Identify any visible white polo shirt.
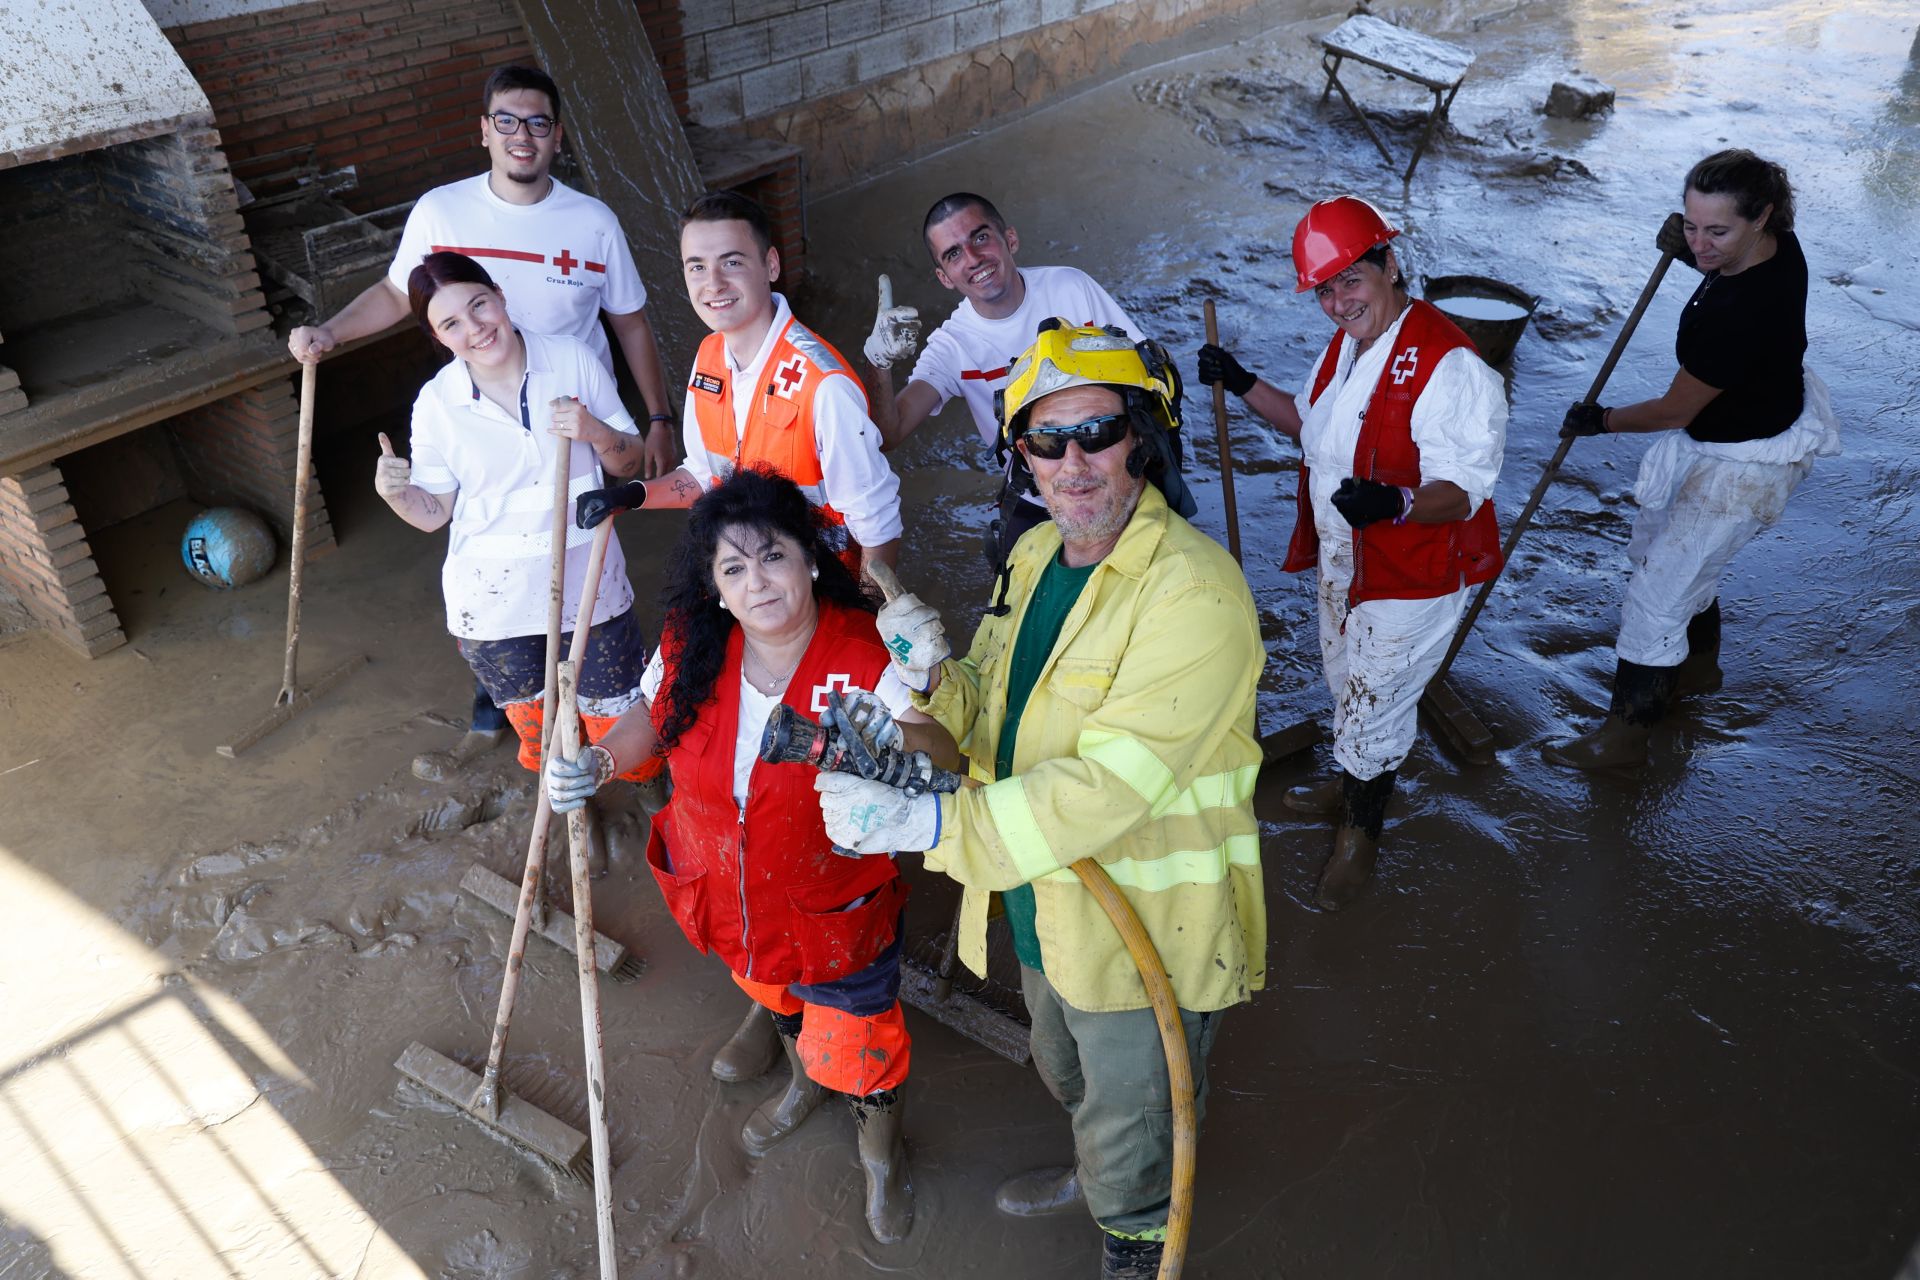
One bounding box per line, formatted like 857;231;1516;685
680;293;903;548
410;331;640;641
910;265;1141;446
389;175;648;370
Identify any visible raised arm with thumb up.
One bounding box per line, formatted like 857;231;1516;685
863;274;921;369
373;432;412;500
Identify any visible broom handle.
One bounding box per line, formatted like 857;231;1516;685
277;362;318;705
1432;243;1679;686
470;519;615;1119
560;659;618;1273
1203;299;1242;564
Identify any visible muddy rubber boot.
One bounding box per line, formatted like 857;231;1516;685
1542;660;1677;771
1315;769;1395;911
1281;775;1343;817
411;728;505;782
848;1089;913;1244
634;768;672;819
994;1165;1082;1217
741;1020;826;1156
1674;600;1723;697
1100;1233;1165;1280
710;1004;780;1084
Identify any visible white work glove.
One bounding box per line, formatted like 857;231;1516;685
814;772;940;855
836;688;904;753
546;744;615;814
876;592;949;693
862;274;921;369
374;432;412;500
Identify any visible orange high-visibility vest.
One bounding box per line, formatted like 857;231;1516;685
688;314;866;527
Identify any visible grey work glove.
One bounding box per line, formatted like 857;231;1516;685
374;432;411;499
863;274;921;368
814;772;940;854
545;744;614;814
836;688;904;754
876;592;949;692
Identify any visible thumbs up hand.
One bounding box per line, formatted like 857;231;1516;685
863;274;921;369
374;432;413;500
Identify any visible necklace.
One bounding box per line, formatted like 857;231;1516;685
744;634;809;694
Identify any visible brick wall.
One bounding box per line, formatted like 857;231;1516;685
631;0;691;119
169;378;336;556
0;466;125;657
163;0;534;214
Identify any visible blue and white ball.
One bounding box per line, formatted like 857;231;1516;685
181;507;276;590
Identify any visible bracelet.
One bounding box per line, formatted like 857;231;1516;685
1602;407;1614;433
1393;485;1416;525
648;413;672;422
590;743;618;785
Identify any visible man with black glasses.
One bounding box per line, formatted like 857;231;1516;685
290;64;678;780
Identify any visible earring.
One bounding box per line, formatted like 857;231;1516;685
717;599;729;612
809;566;819;581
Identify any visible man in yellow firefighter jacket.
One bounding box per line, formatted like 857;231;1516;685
575;191;902;574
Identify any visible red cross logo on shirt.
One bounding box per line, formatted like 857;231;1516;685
553;249;579;276
811;674;855;713
772;356;807;399
1390;347;1420;386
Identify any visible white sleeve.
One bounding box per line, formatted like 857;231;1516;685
1296;342;1334;407
1409;348;1508;512
639;647;665;704
905;324;961;410
813;376;903;545
387;195;439;294
408;392;458;493
576;345;639;435
596;211;649;316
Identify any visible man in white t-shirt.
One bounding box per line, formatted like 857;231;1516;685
861;192;1170;573
288;64;679;779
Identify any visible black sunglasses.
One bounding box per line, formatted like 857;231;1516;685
489;111;556;138
1019;414;1130;461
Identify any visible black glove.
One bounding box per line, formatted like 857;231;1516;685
1330;477;1406;529
1560;401;1609;438
576;479;646;529
1655;212;1698;270
1196;344;1256;397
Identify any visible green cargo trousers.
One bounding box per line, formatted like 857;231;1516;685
1019;964;1224;1240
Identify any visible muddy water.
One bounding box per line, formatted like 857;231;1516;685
4;1;1920;1276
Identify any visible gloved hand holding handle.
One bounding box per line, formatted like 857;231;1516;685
546;743;615;814
1656;212;1697;270
1196;343;1257;397
1330;476;1409;529
1560;401;1610;438
576;479;648;529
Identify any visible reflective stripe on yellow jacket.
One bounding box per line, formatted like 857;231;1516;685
918;484;1266;1014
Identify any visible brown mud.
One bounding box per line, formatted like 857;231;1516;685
4;1;1920;1276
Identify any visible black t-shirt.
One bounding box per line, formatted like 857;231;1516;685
1674;230;1808;443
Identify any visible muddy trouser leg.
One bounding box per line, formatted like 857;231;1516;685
1329;587;1470;782
1018;964;1222;1242
470;677;508;734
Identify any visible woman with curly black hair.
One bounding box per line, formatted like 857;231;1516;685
545;465;953;1244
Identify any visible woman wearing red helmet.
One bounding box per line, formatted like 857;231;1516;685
1197;196;1507;910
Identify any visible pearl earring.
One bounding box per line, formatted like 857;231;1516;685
717;599;729;612
809;566;819;581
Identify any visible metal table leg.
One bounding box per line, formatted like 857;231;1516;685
1403;79;1462;182
1322;51;1395;168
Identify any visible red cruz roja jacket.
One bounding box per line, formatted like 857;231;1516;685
646;599;906;986
1282;298;1504;606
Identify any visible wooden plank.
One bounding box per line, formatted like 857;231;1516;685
510;0;707;377
459;863;636;978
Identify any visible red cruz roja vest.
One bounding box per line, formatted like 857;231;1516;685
1282;299;1504;606
645;600;906;987
688;314;866;530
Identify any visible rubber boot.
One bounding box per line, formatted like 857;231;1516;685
1315;769;1396;911
1281;775;1342;817
1674;599;1723;697
741;1017;826;1156
1100;1233;1165;1280
848;1089;913;1244
994;1165;1083;1217
711;1004;780;1084
1542;660;1677;771
411;728;505;782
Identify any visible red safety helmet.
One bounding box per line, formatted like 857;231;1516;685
1291;196;1400;292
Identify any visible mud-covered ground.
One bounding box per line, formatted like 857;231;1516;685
4;1;1919;1276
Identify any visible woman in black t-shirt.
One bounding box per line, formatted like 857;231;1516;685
1544;149;1840;770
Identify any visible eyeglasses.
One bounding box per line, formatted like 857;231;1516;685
489;111;556;138
1019;414;1130;461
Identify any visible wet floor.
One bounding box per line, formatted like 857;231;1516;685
3;0;1919;1276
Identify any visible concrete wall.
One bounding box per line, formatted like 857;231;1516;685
678;0;1268;189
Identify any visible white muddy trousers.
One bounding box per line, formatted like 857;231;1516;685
1616;371;1841;667
1314;534;1469;783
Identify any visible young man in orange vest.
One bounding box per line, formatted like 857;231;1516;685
576;192;901;575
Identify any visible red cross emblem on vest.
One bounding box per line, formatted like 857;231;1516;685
773;355;807;399
811;674;854;713
1390;347;1420;386
553;249;578;276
